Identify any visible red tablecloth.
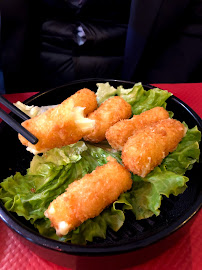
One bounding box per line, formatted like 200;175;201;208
0;83;201;270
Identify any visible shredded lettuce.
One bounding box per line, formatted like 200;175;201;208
0;83;201;245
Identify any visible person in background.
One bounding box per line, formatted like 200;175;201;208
0;67;5;95
1;0;202;93
0;14;5;94
0;54;5;94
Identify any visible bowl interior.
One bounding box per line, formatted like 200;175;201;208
0;79;201;255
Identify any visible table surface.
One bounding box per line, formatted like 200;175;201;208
0;83;201;270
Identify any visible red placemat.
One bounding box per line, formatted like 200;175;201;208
0;84;201;270
152;83;202;118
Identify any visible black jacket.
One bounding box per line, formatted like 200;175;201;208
123;0;202;83
1;0;202;93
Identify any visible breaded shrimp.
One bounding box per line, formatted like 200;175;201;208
19;89;97;154
44;156;132;236
122;118;186;177
106;107;170;150
83;96;132;143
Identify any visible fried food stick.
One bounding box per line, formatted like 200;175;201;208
106;107;169;151
122;118;186;177
83;96;132;143
69;88;98;116
19;89;97;154
44;157;132;236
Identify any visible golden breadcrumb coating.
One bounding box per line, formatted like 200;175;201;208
44;156;132;236
106;107;170;150
83;96;132;143
122;118;186;177
68;88;98;116
19;88;97;154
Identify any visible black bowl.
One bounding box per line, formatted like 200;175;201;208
0;79;201;268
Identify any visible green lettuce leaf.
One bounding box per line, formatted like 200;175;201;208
161;124;201;174
118;84;172;115
127;169;188;220
96;82;172;114
96;82;117;105
14;101;57;118
117;82;145;106
29;141;87;170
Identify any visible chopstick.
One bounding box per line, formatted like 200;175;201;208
0;95;30;121
0;97;38;145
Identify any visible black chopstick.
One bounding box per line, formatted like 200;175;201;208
0;108;38;144
0;95;30;121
